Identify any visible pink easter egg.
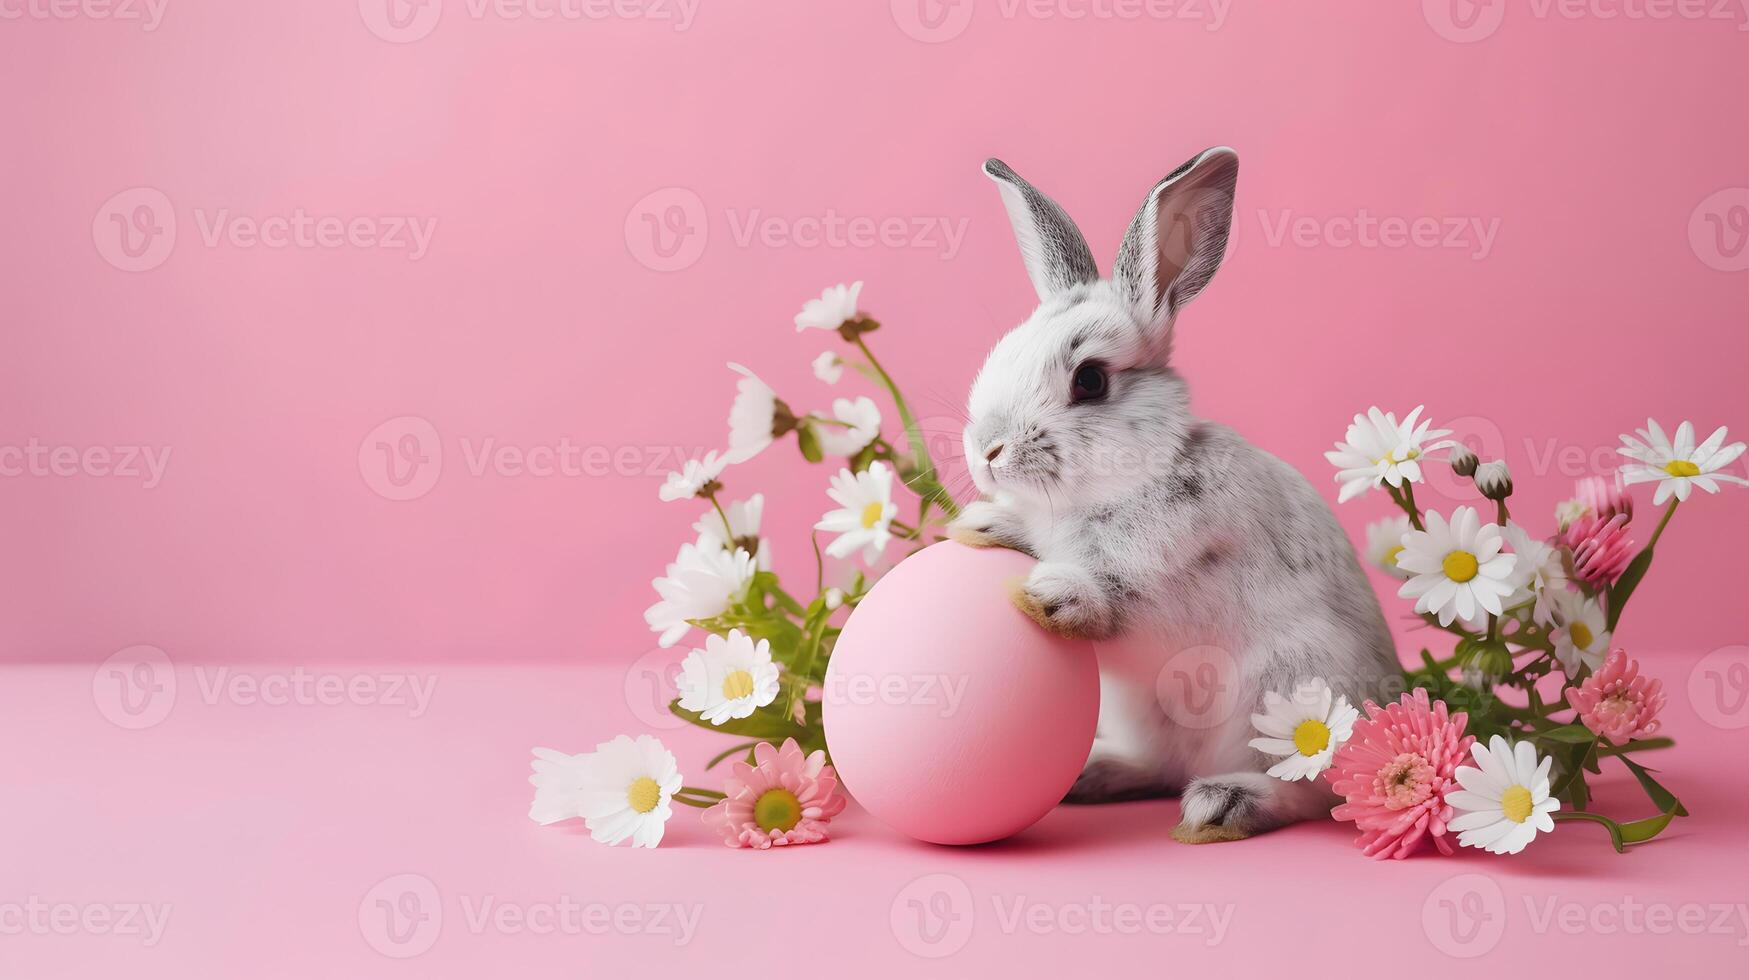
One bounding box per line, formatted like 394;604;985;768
822;542;1100;845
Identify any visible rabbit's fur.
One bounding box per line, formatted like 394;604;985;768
948;149;1399;842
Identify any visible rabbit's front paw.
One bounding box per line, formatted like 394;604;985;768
947;500;1025;551
1010;561;1116;639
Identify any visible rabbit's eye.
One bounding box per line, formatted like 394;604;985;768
1071;362;1108;403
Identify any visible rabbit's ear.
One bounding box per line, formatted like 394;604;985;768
983;158;1099;301
1112;147;1239;336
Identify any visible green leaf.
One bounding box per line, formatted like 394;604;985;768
1606;547;1655;631
797;424;823;463
1552;811;1626;853
668;700;806;743
1532;724;1597;745
1617;754;1689;817
1619;806;1680;844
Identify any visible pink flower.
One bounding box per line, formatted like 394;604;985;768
1563;512;1634;588
1568;649;1666;742
1574;475;1634;524
1324;689;1475;860
702;738;847;849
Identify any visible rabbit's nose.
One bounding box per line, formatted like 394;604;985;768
984;443;1005;464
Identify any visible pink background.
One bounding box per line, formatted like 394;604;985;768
5;1;1748;667
6;3;1749;977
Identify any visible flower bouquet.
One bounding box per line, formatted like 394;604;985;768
1285;409;1744;858
530;283;961;848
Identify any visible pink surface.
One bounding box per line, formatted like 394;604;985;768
8;656;1749;976
823;542;1098;845
4;4;1748;668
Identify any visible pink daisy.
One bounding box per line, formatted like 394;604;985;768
702;738;847;849
1324;689;1476;860
1568;649;1666;742
1563;512;1634;588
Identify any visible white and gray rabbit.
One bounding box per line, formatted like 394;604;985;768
947;148;1400;843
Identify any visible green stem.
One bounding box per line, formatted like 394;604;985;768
1646;499;1678;550
672;786;727;809
1401;481;1425;529
854;335;959;519
785;604;830;721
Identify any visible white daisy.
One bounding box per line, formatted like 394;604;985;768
1395;507;1518;627
794;281;863;333
1364;514;1413;579
1447;735;1559;856
812;351;844;384
1325;406;1454;503
676;629;781;725
1500;521;1567;624
726;363;794;464
815;461;898;563
1618;419;1747;506
1547;588;1610;674
527;747;591;825
815;396;882;457
693;493;771;570
575;735;684;848
1247;679;1359;782
657;450;727;503
644;541;757;647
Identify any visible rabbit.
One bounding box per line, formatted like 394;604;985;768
946;148;1401;843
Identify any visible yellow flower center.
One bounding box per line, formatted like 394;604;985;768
722;669;755;701
1442;550;1480;583
626;776;661;815
860;502;885;528
1377;449;1421;466
1383;544;1405;568
1569;622;1594;650
1293;719;1331;757
1501;785;1534;823
1664;459;1701;478
753;788;802;832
